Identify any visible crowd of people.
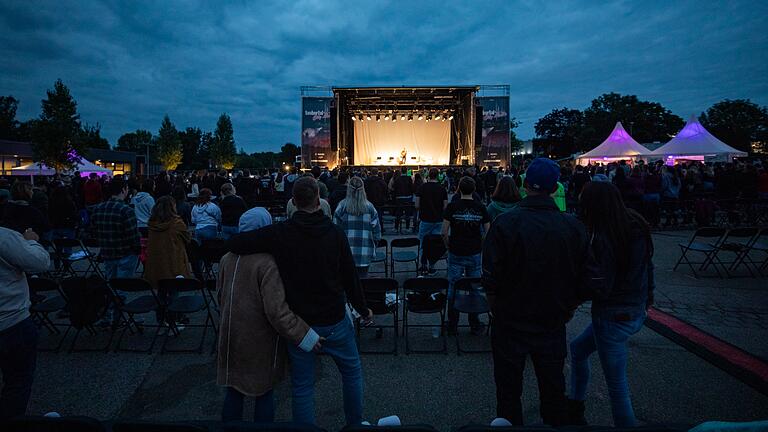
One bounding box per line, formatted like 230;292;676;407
0;156;766;426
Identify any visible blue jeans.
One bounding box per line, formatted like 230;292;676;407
287;317;363;426
418;221;442;266
222;387;274;422
103;255;139;322
220;225;239;240
195;225;218;241
569;313;645;427
447;253;482;328
0;317;38;420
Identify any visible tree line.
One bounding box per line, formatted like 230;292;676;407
533;92;768;158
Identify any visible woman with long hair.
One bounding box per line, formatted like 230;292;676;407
332;176;381;278
487;176;521;220
191;188;221;241
144;196;191;289
569;181;655;427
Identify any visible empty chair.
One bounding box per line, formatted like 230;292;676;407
60;276;113;352
112;420;208;432
673;227;727;278
3;415;106;432
390;237;420;276
750;227;768;276
716;227;760;277
27;276;69;351
157;278;217;353
357;278;399;354
402;277;449;354
108;278;163;353
450;277;491;354
368;239;389;277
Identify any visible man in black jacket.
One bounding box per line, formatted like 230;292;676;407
482;157;588;427
226;176;371;426
364;170;389;233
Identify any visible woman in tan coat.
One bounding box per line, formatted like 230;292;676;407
217;207;321;422
144;196;191;288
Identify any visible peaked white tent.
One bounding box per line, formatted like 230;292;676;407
11;158;112;176
576;122;651;164
651;116;747;163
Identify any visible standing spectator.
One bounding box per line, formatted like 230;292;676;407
48;184;79;242
442;176;490;334
1;181;49;237
214;169;230;194
391;166;415;232
328;172;349;214
364;169;389;233
191;189;221;241
144;196;191;289
132;179;155;233
237;169;257;207
311;166;329;199
219;183;247;240
487;176;521;221
172;186;192;226
569;181;654;427
217;207;320;423
482;158;588;426
416;168;448;274
333;176;381;278
226;176;372;426
484;166;498;198
155;172;172;197
0;226;50;420
283;167;299;201
83;172;103;206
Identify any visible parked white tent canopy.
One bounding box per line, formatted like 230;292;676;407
11;158;112;176
576;122;651;164
651;116;747;162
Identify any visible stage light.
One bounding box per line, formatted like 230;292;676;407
441;116;446;122
376;114;380;122
418;114;423;120
351;114;356;121
435;114;441;120
408;115;413;122
366;114;372;121
359;114;364;121
384;113;390;120
426;115;431;122
401;114;406;121
448;114;454;120
392;115;397;123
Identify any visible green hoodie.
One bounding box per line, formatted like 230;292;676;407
487;200;519;221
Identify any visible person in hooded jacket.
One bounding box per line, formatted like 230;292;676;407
132;179;155;234
144;196;191;289
487;176;521;221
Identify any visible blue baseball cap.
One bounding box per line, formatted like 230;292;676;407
525;158;560;193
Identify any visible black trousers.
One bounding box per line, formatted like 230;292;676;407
0;317;38;420
491;325;568;426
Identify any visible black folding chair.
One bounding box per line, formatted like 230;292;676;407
3;415;106;432
750;227;768;276
199;238;227;310
421;234;447;274
454;425;556;432
158;278;218;353
344;425;438;432
60;276;113;353
53;238;99;277
357;278;399;355
223;421;327;432
368;239;389;277
716;227;760;277
112;420;208;432
109;278;163;353
27;276;69;352
450;278;491;354
673;227;727;278
402;277;448;354
390;237;420;276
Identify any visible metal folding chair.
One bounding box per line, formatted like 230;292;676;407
28;276;69;352
60;276;114;353
390;237;420;276
450;277;491;354
158;278;218;354
357;278;399;355
673;227;727;278
402;277;448;354
749;227;768;276
53;238;99;277
368;239;388;277
716;227;760;277
109;278;163;353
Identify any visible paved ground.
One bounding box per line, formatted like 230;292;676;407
18;229;768;430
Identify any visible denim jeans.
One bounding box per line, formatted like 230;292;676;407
447;253;482;328
418;221;443;267
195;225;219;242
0;317;39;420
569;312;646;427
103;255;139;322
286;317;363;426
221;387;274;422
220;225;239;240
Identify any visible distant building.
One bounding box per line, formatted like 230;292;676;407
0;140;137;176
0;139;34;175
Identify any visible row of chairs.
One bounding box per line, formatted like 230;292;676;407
674;227;768;278
28;276;218;353
357;277;489;355
369;236;448;278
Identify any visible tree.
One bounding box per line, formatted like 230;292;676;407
199;131;214;169
0;96;20;140
178;127;203;169
79;123;110;149
581;92;683;146
116;129;153;153
700;99;768;153
211;113;236;169
533;108;584;158
156;115;182;171
30;79;84;171
280;142;300;163
509;118;524;155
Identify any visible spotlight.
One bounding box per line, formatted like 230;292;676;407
392;115;397;123
426;115;431;122
441;116;446;122
408;115;413;122
366;114;372;121
418;113;424;120
359;114;364;121
448;113;454;120
351;114;357;121
376;114;380;122
384;113;390;120
401;114;406;121
435;113;441;120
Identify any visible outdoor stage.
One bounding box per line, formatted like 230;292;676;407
300;85;511;169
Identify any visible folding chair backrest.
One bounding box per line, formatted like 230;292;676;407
27;276;60;293
200;239;227;263
61;276;109;329
158;278;204;295
361;278;398;313
112;420;208;432
53;238;84;249
391;237;420;249
422;234;446;261
109;278;154;293
724;227;759;242
453;277;483;295
4;415;106;432
376;238;388;249
694;227;726;239
403;277;448;294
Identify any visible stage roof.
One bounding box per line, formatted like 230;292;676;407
334;86;478;111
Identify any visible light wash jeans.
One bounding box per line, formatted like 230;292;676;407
286;316;363;426
220;225;239;240
418;221;443;267
446;253;482;328
569;312;646;427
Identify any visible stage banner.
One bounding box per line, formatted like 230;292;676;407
478;96;510;167
301;97;334;168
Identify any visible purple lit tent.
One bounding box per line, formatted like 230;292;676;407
651;116;747;163
575;122;651;164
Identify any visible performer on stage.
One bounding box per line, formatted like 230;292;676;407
399;148;407;165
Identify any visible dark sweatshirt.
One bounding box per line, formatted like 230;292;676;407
226;210;367;326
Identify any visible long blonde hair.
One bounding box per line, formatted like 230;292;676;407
340;176;369;216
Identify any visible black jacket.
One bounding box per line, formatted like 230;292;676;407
482;194;588;333
364;176;388;207
219;195;247;227
392;175;414;197
226;210;367;326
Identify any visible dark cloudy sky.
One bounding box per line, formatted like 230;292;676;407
2;1;766;152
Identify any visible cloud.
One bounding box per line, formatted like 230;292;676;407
1;0;766;152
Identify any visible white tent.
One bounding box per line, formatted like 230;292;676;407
651;116;747;162
11;158;112;176
576;122;651;164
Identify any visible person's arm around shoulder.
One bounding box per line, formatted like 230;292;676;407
0;228;50;273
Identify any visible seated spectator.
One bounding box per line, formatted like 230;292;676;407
172;186;192;226
191;188;221;241
219;183;247;240
217;207;320;423
144;196;191;289
1;181;49;237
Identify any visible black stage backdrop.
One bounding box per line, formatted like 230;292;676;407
477;96;510;167
301;97;335;167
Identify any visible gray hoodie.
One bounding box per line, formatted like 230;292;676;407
132;192;155;228
0;227;50;331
